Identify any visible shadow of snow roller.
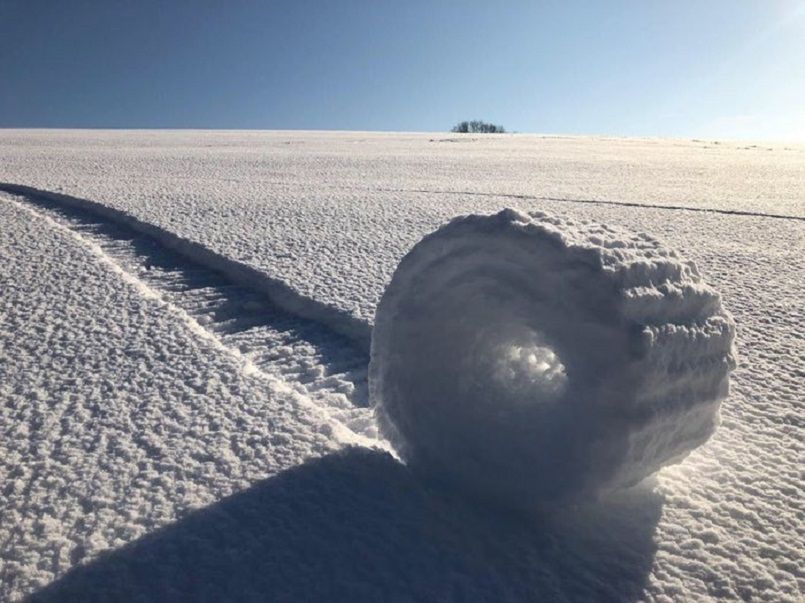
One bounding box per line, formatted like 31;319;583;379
370;209;736;507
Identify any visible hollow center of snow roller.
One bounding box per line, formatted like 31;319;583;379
494;342;567;398
485;330;568;403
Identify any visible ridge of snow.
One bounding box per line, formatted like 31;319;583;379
0;183;373;351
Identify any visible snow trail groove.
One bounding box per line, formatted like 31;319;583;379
372;186;805;222
0;183;374;348
1;190;378;443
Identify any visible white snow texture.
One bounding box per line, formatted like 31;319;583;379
371;209;736;505
0;131;802;601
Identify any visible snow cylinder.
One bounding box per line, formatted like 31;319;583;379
369;209;736;506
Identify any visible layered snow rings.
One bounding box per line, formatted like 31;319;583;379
369;209;737;506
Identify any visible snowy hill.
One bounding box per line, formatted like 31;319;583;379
0;131;802;601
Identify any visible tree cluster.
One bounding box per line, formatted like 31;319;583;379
451;120;505;134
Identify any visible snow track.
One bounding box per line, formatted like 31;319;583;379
373;186;805;222
1;190;378;443
0;183;373;347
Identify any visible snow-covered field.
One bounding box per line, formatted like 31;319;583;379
0;130;802;601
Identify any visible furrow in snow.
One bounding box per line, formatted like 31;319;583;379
0;183;374;349
3;192;379;446
372;186;805;222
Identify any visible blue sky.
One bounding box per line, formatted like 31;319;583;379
1;0;803;139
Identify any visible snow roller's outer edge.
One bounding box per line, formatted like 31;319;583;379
370;208;737;506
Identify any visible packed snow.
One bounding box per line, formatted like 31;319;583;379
0;130;802;601
370;209;736;506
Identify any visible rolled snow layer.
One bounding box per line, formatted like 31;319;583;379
369;209;736;505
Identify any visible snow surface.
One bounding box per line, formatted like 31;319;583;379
0;130;803;328
370;209;736;506
0;196;341;599
0;130;803;601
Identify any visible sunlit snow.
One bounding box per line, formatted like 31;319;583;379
0;131;802;602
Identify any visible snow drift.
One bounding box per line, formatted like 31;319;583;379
369;209;737;506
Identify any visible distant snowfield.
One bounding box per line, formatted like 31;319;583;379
0;131;802;601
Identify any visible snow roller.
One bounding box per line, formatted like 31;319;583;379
369;209;736;506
